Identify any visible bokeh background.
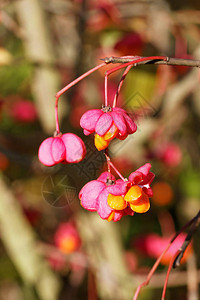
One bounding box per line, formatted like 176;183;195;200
0;0;200;299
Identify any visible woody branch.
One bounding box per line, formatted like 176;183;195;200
102;56;200;68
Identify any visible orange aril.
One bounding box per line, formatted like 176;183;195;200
107;194;127;210
129;193;150;213
124;186;150;213
103;123;118;141
94;134;109;151
124;185;142;203
107;211;115;222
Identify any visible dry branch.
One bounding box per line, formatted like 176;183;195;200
14;0;65;134
102;56;200;68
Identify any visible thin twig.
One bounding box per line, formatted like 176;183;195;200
113;64;134;108
104;153;126;181
102;56;200;68
105;70;108;106
0;9;24;38
173;211;200;268
161;249;181;300
133;242;172;300
133;210;200;300
161;212;200;300
55;62;107;134
104;149;112;180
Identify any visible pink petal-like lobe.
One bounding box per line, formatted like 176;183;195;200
106;181;128;195
80;109;103;132
137;163;151;176
95;113;113;136
123;114;137;134
79;180;105;211
61;133;86;163
143;187;153;197
113;107;126;113
128;171;143;184
97;189;112;219
129;163;152;182
112;210;125;222
142;172;155;185
112;207;134;222
38;137;65;166
51;137;66;163
111;111;127;135
97;172;115;183
83;129;92;136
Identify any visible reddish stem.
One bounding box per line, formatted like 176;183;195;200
105;70;108;106
109;160;126;181
133;212;198;300
104;150;112;180
133;242;171;300
55;62;107;134
104;153;126;181
55;56;166;133
113;64;133;107
161;249;181;300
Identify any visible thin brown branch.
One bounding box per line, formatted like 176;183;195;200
102;56;200;68
14;0;63;134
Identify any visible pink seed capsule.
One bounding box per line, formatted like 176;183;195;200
38;137;66;166
80;107;137;151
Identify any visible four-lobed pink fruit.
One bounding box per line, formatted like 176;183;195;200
38;133;86;166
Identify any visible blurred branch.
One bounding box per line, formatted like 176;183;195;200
162;70;200;116
161;249;181;300
14;0;65;134
0;10;23;38
187;253;199;300
173;10;200;24
39;240;200;290
0;175;61;300
135;269;200;289
77;213;134;300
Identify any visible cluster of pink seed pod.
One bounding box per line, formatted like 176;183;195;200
80;106;137;150
38;56;158;221
80;163;154;222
